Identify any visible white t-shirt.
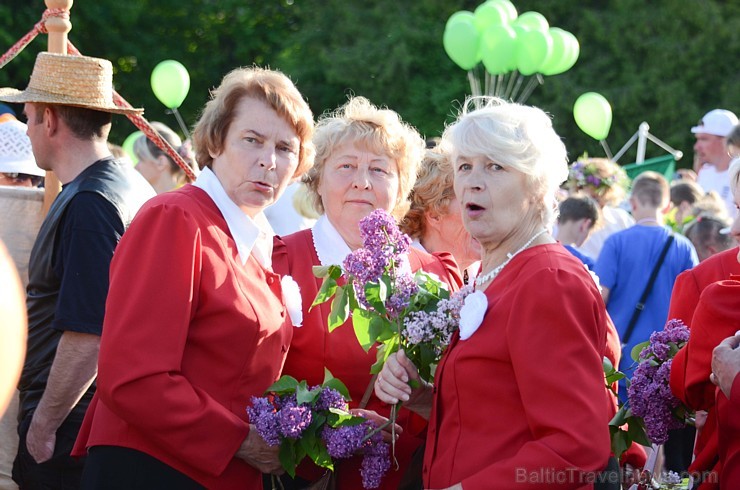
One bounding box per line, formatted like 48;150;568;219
697;164;737;218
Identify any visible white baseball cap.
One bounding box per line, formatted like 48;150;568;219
0;119;44;177
691;109;738;137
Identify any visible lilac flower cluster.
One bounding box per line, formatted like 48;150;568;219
247;395;312;444
402;285;471;356
322;421;390;489
627;319;690;445
247;385;390;489
343;210;418;316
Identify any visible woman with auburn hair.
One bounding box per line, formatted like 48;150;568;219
74;66;315;489
272;96;462;489
401;148;481;283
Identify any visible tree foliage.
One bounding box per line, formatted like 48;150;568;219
0;0;737;167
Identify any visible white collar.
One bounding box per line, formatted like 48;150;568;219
194;167;274;267
312;214;352;266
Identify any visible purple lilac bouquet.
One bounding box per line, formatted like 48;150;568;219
607;319;693;459
627;319;692;444
246;371;390;488
312;209;468;383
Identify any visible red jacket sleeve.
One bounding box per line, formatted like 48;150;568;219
95;202;249;476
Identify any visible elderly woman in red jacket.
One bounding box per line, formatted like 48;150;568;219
272;96;461;489
73;67;315;489
375;97;612;490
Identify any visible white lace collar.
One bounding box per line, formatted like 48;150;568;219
311;214;352;266
194;167;274;267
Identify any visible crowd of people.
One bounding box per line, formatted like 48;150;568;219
0;50;738;490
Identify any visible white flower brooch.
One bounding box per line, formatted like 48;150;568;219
458;289;487;340
280;275;303;327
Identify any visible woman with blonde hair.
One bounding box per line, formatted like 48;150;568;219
133;122;196;194
567;157;633;258
273;96;462;488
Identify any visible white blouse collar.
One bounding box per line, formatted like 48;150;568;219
312;214;352;267
194;167;274;267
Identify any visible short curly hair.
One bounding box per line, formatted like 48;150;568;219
400;148;455;239
192;66;315;178
303;96;425;220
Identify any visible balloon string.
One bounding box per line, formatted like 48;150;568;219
510;74;525;101
517;73;544;104
600;139;614;160
496;73;504;97
170;108;192;140
504;70;518;101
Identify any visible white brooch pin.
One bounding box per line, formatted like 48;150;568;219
458;290;487;340
280;275;303;327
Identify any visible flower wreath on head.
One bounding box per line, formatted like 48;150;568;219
566;157;629;198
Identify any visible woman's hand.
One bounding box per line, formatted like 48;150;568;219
236;426;283;474
374;350;433;419
350;408;403;443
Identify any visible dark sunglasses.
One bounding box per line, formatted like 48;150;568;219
1;172;43;187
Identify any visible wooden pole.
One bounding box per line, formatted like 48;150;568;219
41;0;73;215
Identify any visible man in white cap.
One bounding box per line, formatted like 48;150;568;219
0;118;45;188
0;52;154;489
692;108;739;217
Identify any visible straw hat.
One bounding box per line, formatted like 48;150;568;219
0;119;44;177
0;52;142;115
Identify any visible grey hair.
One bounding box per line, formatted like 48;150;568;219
730;157;740;199
442;96;569;225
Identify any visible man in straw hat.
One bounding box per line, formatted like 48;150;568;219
0;52;154;489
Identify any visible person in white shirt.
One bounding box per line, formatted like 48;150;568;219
692;109;738;218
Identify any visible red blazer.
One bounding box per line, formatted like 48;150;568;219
73;186;293;489
668;247;740;489
423;244;611;490
717;375;740;487
272;228;462;489
668;279;740;489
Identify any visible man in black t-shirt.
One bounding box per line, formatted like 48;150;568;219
0;52;154;489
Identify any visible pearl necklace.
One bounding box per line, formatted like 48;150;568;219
474;229;548;287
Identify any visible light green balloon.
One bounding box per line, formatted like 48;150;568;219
122;130;143;165
473;2;508;33
574;92;612;141
540;28;568;76
515;29;552;75
151;60;190;109
480;24;517;75
490;0;518;23
446;10;475;30
514;11;549;31
559;30;580;73
443;18;481;70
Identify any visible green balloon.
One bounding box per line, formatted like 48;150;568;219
480;24;517;75
122;130;143;165
540;28;568;76
490;0;517;23
443;18;481;70
446;10;475;30
574;92;612;141
515;29;552;75
514;11;549;31
474;2;508;33
151;60;190;109
559;30;580;73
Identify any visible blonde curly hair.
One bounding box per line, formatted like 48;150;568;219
303;96;425;220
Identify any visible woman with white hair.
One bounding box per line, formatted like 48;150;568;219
375;97;612;489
